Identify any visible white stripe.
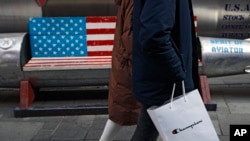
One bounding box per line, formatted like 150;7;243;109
86;23;116;29
87;45;113;51
87;34;114;41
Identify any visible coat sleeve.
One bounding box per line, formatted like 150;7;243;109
139;0;186;81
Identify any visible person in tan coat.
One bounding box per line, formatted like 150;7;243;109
99;0;141;141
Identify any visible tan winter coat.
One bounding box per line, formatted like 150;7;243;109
108;0;141;125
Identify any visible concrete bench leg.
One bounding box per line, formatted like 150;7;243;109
199;75;217;111
19;81;35;110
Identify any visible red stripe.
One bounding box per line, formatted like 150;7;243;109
193;16;197;21
25;62;111;67
87;40;114;46
88;51;112;56
86;29;115;34
28;59;111;64
30;56;111;60
86;16;117;23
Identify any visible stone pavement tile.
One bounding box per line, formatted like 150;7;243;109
228;103;250;114
51;122;87;140
84;115;108;140
32;129;54;140
211;119;222;136
217;114;250;136
46;115;97;141
85;128;103;140
113;125;136;141
0;121;43;141
219;135;229;141
91;115;109;130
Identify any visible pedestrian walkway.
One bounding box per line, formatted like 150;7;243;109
0;74;250;141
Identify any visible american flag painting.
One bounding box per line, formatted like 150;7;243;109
29;16;116;58
86;16;116;56
25;16;116;70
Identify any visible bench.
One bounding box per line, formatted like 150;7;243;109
23;16;116;71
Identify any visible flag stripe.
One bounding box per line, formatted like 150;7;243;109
87;40;114;46
86;28;115;34
86;17;116;56
86;23;116;29
86;16;117;23
88;45;113;51
88;51;112;56
87;34;114;41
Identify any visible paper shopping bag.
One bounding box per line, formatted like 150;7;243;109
147;82;219;141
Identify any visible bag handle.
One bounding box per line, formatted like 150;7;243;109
170;80;186;108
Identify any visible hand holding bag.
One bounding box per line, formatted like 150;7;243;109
147;81;219;141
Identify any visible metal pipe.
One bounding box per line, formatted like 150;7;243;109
192;0;250;39
0;0;42;33
199;36;250;77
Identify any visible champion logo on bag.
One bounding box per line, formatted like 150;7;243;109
172;120;203;134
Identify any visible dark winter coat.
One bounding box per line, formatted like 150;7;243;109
132;0;198;107
108;0;141;125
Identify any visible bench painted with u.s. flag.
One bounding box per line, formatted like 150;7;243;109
24;16;197;71
24;16;116;71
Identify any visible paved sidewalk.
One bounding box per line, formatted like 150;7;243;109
0;74;250;141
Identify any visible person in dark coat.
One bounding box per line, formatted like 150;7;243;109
99;0;141;140
130;0;199;140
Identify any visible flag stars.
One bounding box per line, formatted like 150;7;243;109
30;17;88;57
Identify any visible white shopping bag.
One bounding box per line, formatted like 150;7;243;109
147;81;219;141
